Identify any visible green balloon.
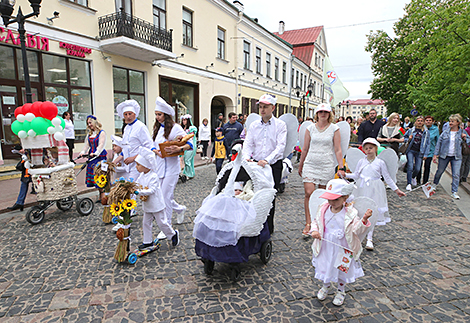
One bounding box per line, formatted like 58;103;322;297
31;117;52;135
11;120;23;135
58;116;65;129
378;146;385;154
23;120;32;132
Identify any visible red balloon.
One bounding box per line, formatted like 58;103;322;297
14;106;23;118
40;101;58;120
22;103;32;115
31;102;42;117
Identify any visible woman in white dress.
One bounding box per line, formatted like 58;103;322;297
63;112;75;162
298;103;345;236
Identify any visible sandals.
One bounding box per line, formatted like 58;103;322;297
302;223;311;237
317;285;332;300
333;291;346;306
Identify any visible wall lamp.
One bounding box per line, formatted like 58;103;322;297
46;11;59;24
205;62;214;70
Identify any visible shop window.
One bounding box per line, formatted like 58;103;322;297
113;67;145;135
16;49;39;83
0;46;15;79
69;0;88;7
153;0;166;29
182;8;193;47
159;77;199;125
43;55;67;84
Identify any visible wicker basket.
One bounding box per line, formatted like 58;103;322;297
29;163;78;201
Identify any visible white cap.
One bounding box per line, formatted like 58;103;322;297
155;97;175;117
180;114;192;121
314;103;332;114
319;179;354;200
135;147;157;172
257;94;277;105
111;135;123;147
116;100;141;119
234;182;244;191
362;137;380;148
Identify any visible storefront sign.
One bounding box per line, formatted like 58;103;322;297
59;42;92;58
0;27;49;51
52;96;69;115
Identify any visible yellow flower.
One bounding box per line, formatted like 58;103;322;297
122;199;137;211
110;203;123;216
94;174;101;184
99;174;107;185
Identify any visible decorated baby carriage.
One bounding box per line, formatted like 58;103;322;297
10;101;95;224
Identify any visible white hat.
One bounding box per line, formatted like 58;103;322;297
362;137;380;148
135;147;157;172
257;94;277;105
111;135;123;147
319;179;354;200
315;103;332;114
234;182;244;191
116;100;141;119
155;97;175;117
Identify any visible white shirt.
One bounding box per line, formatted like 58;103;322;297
122;119;153;166
136;170;165;213
243;116;287;164
154;123;187;178
448;131;457;156
64;119;75;139
199;124;211;141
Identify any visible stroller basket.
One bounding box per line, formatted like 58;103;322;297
29;163;78;201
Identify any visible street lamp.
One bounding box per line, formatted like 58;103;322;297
0;0;42;104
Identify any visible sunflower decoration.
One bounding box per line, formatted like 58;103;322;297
110;202;123;216
122;199;137;211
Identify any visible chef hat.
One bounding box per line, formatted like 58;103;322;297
234;182;244;191
116;100;141;119
155;97;175;117
135;147;157;172
111;135;123;147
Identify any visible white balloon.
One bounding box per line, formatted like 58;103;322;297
28;129;36;137
25;113;35;122
47;126;56;134
18;130;27;139
55;125;63;132
54;132;65;141
51;117;61;126
17;114;26;123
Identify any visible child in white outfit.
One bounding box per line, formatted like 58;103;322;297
111;135;128;180
135;147;179;250
309;179;372;306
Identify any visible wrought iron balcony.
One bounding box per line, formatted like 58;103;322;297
98;10;175;62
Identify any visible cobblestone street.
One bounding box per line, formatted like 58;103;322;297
1;162;470;322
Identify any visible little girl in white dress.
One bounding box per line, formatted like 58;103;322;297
310;179;372;306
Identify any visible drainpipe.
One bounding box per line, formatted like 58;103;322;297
235;7;243;114
288;53;294;113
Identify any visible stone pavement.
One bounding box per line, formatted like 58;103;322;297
1;162;470;322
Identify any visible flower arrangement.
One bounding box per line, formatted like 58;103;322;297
94;161;115;223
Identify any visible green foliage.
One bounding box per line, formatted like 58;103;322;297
366;0;470;121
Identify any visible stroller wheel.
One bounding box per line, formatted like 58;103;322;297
230;264;241;282
25;206;45;225
203;259;214;275
260;240;272;264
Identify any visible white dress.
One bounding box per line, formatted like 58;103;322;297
302;123;339;185
346;157;397;225
312;207;364;284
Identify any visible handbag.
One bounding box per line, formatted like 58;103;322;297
398;141;409;154
196;144;203;154
462;141;470;155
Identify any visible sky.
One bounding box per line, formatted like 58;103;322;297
241;0;411;100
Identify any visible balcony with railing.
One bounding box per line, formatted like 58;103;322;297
98;10;176;62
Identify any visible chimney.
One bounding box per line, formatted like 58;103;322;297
279;21;285;35
233;1;244;13
254;18;258;23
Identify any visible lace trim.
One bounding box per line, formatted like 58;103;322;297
302;177;330;185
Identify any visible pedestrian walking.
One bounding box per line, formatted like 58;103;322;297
7;148;31;211
402;117;413;131
181;115;197;179
222;112;244;157
357;109;385;143
377;112;404;155
403;116;430;191
63;111;75;162
418;116;440;185
198;118;211;159
210;127;228;174
309;179;373;306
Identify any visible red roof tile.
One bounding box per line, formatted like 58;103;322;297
292;46;314;67
274;26;323;45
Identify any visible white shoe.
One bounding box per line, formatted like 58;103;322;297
431;183;437;191
365;239;374;250
451;192;460;200
157;231;167;240
112;224;122;232
177;205;186;224
406;184;412;191
411;178;417;186
317;285;332;301
333;291;346;306
385;184;391;190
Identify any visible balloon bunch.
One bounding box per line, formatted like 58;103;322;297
11;101;66;141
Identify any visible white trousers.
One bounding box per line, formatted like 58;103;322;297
160;174;185;224
142;210;174;244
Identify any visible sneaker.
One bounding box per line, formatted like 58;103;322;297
157;231;167;240
317;285;332;300
451;192;460;200
177;206;186;224
431;183;437;191
406;184;412;191
112;224;122;232
365;239;374;250
333;291;346;306
411;178;417;186
138;242;154;250
171;230;180;247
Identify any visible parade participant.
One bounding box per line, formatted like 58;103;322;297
111;135;128;181
116;99;153;182
222;112;244;158
357;109;384;143
210;127;228;174
419;116;440;185
402;116;413;130
309;179;372;306
78;115;107;201
298;103;345;237
63;112;75;162
135;147;179;249
377;112;404;155
198;118;211;159
180;115;197;179
345;138;406;250
152;97;191;237
403;116;430;191
433;114;468;199
243;93;287;234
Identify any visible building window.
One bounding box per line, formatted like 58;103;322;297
282;61;287;84
296;70;299;87
113;67;145;136
182;8;193;47
291;68;294;87
274;57;279;81
160;77;199;125
115;0;132;15
217;27;225;60
255;47;261;74
153;0;166;29
314;53;317;66
266;53;271;78
243;41;250;70
313;81;317;97
300;73;303;90
70;0;88;7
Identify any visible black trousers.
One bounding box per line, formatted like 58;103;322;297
66;138;75;162
267;159;283;234
200;140;209;157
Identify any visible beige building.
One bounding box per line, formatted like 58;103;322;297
0;0;329;164
336;99;387;120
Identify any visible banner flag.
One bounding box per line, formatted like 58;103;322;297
323;56;350;106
